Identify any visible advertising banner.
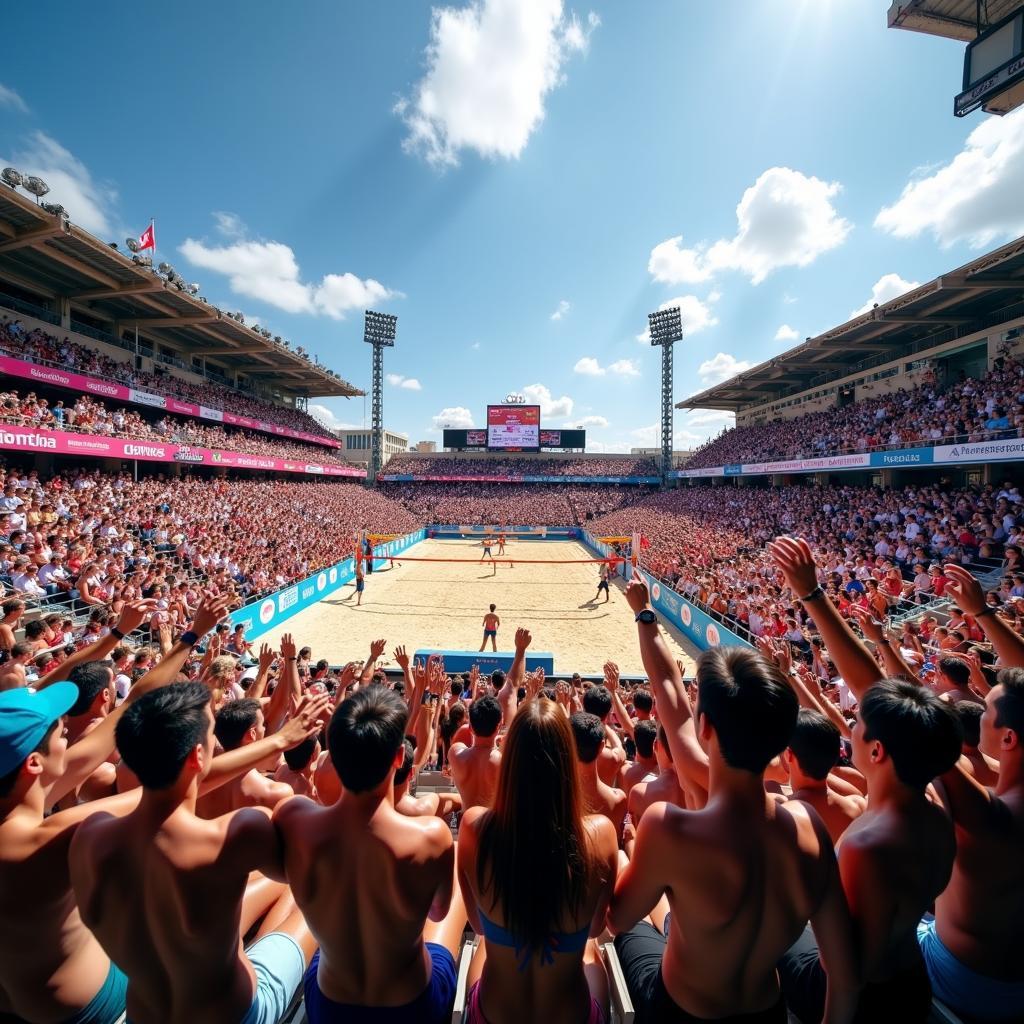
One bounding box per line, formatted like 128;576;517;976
932;437;1024;464
376;474;658;484
870;446;934;467
0;352;339;448
0;425;365;477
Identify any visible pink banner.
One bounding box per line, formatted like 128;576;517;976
0;425;364;478
0;352;339;448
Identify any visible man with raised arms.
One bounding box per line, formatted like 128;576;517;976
449;693;503;810
68;682;328;1024
274;685;466;1023
609;578;857;1024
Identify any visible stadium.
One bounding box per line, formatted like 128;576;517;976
3;3;1024;1024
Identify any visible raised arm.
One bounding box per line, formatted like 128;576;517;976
264;633;300;734
944;563;1024;669
245;643;277;703
769;537;883;702
360;638;387;686
604;661;636;740
849;607;920;684
624;579;709;793
498;628;530;727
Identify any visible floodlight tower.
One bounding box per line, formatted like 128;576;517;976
647;306;683;486
363;310;398;483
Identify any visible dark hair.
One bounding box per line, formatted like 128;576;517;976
283;735;318;771
489;604;496;612
490;669;505;688
632;688;654;713
24;620;45;640
328;686;408;792
582;685;612;720
477;698;601;959
570;711;605;765
789;709;840;781
993;667;1024;737
11;641;33;659
469;695;502;738
0;720;58;798
440;701;467;744
213;699;261;751
67;662;113;717
394;738;416;786
859;679;963;789
633;719;657;759
954;701;985;748
1;600;24;617
695;648;799;774
115;682;210;789
938;656;971;688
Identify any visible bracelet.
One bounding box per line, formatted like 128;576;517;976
110;626;126;641
975;606;996;618
180;630;199;648
287;656;298;661
800;586;826;603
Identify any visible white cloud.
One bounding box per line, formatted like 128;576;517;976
308;404;365;431
573;357;639;377
432;406;475;429
685;409;735;428
583;439;633;453
522;382;573;418
470;341;481;350
774;323;799;342
550;299;571;321
0;84;28;113
180;235;397;319
636;295;719;344
631;423;659;444
397;0;598;166
783;292;798;304
573;414;609;428
875;106;1024;248
386;373;423;391
697;352;752;386
850;273;921;318
648;167;851;285
0;131;117;236
213;211;246;239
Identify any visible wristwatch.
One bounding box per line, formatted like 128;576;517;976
800;586;826;603
110;627;126;641
635;609;658;625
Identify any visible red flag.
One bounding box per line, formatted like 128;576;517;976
137;223;156;252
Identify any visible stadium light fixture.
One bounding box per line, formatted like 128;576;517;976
1;167;23;189
126;237;140;253
364;310;399;483
22;176;50;201
40;203;68;220
158;261;173;274
647;306;683;486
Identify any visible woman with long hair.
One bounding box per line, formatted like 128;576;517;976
457;696;618;1023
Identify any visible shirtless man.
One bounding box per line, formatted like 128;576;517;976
935;655;982;705
274;685;467;1023
784;709;866;843
628;726;690;824
582;683;627;786
274;735;320;800
621;719;659;799
479;603;500;653
479;537;495;575
595;560;611;603
69;682;328;1024
450;694;503;810
951;700;999;788
197;698;295;816
610;579;857;1024
394;738;463;820
572;710;627;839
0;597;232;1024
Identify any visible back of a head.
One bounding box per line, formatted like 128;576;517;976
953;701;985;749
696;647;799;774
582;685;612;720
67;662;112;717
860;678;963;789
570;711;605;765
283;734;319;772
938;656;971;689
789;708;840;781
634;719;657;759
469;694;502;738
633;688;654;714
479;697;593;957
328;685;408;793
394;737;416;786
993;666;1024;737
490;669;505;690
116;682;210;789
213;699;261;751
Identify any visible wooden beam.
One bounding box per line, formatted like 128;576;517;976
28;241;119;289
124;315;220;327
0;222;68;254
878;313;974;325
70;279;167;300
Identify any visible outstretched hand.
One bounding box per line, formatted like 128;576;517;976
515;627;532;652
768;536;819;598
624;579;649;614
278;692;331;747
190;592;235;639
603;661;620;692
943;563;987;616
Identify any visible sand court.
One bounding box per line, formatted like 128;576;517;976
258;537;700;677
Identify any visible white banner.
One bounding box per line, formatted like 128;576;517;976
933;438;1024;464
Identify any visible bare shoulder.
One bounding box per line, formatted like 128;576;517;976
639;799;690;843
272;792;319;832
225;805;275;844
584;813;618;856
778;797;834;857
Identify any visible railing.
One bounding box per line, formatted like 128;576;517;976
0;291;60;325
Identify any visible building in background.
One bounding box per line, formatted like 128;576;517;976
336;428;408;466
413;440;437;453
631;447;693;466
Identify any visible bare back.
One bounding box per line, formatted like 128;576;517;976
68;806;270;1024
450;742;501;810
275;795;453;1006
789;784;865;844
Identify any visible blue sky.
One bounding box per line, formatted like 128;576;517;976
2;1;1023;450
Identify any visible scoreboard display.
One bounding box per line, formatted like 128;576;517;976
487;405;540;451
443;421;585;451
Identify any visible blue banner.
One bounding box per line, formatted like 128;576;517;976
870;446;933;467
230;528;426;641
724;464;744;476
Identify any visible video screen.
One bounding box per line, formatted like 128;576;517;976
540;429;585;449
487;405;540;451
540;430;561;447
442;429;486;450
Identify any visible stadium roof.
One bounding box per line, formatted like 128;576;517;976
0;186;362;399
887;1;1022;41
678;232;1024;412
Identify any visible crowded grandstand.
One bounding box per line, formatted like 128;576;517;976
6;3;1024;1023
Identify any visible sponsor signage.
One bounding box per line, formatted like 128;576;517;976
376;474;658;485
0;425;365;477
0;352;339;448
933;437;1024;464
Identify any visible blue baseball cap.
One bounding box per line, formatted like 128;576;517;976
0;683;77;777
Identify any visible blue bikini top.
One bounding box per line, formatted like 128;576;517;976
477;907;590;970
